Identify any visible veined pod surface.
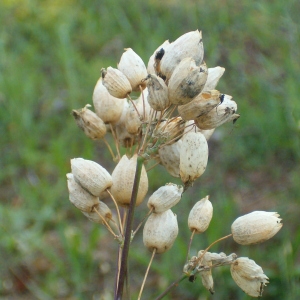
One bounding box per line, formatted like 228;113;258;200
231;257;269;297
143;209;178;254
160;30;204;81
168;58;208;106
82;201;112;224
101;67;132;98
180;131;208;184
93;77;125;124
231;211;283;245
67;173;99;212
111;154;148;207
71;158;113;197
147;183;183;213
188;196;213;233
202;67;225;92
118;48;148;91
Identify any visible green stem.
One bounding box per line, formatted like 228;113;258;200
154;275;187;300
115;156;144;300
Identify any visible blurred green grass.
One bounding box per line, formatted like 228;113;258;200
1;0;300;299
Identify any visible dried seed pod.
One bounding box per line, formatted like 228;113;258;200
184;120;215;141
145;74;170;111
101;67;132;98
195;94;240;130
72;104;106;140
93;77;125;124
203;67;225;92
147;40;170;74
178;90;221;121
188;196;213;233
197;250;214;294
158;139;182;177
125;101;142;134
231;211;283;245
168;59;208;106
118;48;148;91
155;117;185;144
180;131;208;185
147;183;183;213
143;209;178;254
82;201;112;223
231;257;269;297
71;158;113;197
67;173;99;212
111;154;148;207
160;30;204;81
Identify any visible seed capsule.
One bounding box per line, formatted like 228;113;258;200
147;40;170;75
147;183;183;213
178;90;221;121
82;201;112;223
160;30;204;81
110;154;148;207
93;78;125;124
118;48;148;91
231;257;269;297
168;58;208;106
72;104;106;140
188;196;213;233
101;67;132;98
231;211;283;245
197;250;214;294
71;158;113;197
203;67;225;92
143;209;178;253
180;131;208;185
67;173;99;212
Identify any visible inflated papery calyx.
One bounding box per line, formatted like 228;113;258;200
188;195;213;233
231;257;269;297
197;250;214;294
147;183;183;213
71;158;113;197
110;154;148;207
202;66;225;92
231;211;283;245
180;131;208;185
67;173;99;212
118;48;148;91
101;67;132;98
168;58;208;106
72;104;106;140
143;209;178;254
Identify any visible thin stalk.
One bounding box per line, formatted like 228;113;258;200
102;137;116;161
110;123;121;161
128;94;141;118
115;156;144;300
93;208;118;238
138;248;157;300
154;275;187;300
146;161;160;172
132;208;154;237
107;189;124;235
140;109;155;153
139;85;146;121
185;229;196;263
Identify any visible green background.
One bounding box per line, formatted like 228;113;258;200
1;0;299;299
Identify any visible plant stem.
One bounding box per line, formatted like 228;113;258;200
115;156;144;300
154;275;187;300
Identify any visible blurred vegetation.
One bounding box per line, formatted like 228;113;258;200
1;0;300;299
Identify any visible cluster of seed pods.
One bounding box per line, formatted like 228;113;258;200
67;30;282;297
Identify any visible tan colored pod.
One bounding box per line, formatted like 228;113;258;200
72;104;107;140
195;94;240;130
67;173;99;212
168;58;208;106
118;48;148;92
160;30;204;81
147;40;170;74
178;90;221;121
158;139;182;177
203;67;225;92
71;158;113;197
143;209;178;254
145;74;170;111
101;67;132;98
111;154;148;207
188;196;213;233
180;131;208;184
147;183;183;213
184;120;215;141
231;257;269;297
93;77;125;124
82;201;112;223
231;211;283;245
197;250;214;294
125;101;142;134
